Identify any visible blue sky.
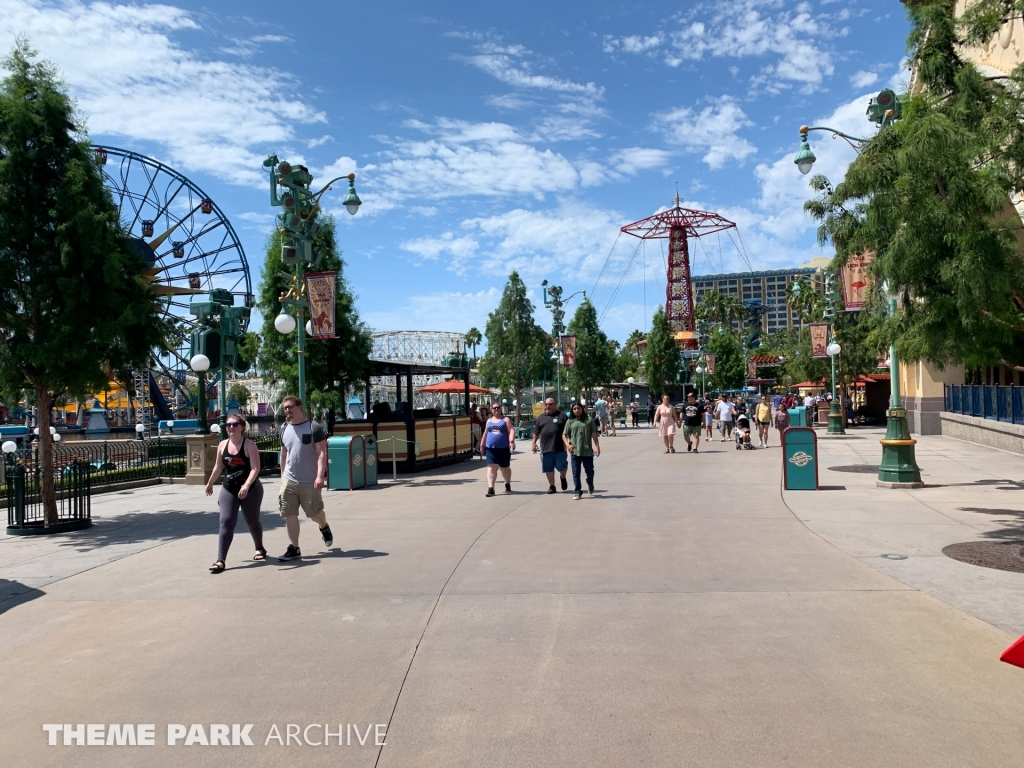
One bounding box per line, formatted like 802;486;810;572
3;0;909;345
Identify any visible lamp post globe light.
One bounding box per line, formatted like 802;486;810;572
190;353;211;435
793;100;920;485
135;422;145;441
2;440;17;454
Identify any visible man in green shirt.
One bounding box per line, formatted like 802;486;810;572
563;402;601;500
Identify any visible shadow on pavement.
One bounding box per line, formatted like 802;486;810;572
50;509;285;552
0;578;45;615
959;507;1024;540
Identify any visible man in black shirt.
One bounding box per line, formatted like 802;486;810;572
531;398;569;494
681;391;703;453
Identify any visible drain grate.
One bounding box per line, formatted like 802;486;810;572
942;541;1024;573
828;465;880;474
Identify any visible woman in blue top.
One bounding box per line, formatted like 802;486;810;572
479;402;516;497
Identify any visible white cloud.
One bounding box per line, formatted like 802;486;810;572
462;43;603;98
850;70;878;89
653;97;756;168
606;0;838;94
611;147;673;175
0;0;325;187
400;232;480;274
362;288;503;335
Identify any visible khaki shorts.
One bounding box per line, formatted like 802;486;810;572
279;478;324;518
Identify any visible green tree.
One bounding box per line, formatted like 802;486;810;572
564;300;614;400
479;271;548;423
243;214;372;413
706;329;745;390
227;383;251;407
644;306;680;398
0;41;168;526
694;289;745;329
465;326;482;365
806;0;1024;372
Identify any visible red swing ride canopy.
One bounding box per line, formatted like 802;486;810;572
620;192;737;342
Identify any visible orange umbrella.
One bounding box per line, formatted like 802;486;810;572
418;380;489;394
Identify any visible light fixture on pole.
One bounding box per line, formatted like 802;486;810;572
190;353;211;435
627;376;635;416
274;309;296;335
135;422;145;441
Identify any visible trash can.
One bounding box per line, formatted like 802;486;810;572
327;435;365;490
782;427;818;490
788;407;806;427
364;435;378;487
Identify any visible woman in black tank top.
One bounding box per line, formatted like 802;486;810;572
205;416;265;573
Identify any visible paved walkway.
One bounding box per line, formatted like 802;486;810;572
0;425;1022;767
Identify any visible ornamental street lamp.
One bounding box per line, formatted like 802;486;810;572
265;155;361;415
823;273;845;435
542;282;586;409
190;353;211;435
794;93;921;487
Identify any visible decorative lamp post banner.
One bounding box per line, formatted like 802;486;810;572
809;323;830;358
840;251;875;310
305;271;337;338
560;335;577;368
705;353;716;375
747;359;757;379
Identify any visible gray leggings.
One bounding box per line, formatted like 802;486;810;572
217;483;264;562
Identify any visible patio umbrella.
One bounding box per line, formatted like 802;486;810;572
418;380;490;394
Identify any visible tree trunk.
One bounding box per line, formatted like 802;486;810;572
36;388;58;528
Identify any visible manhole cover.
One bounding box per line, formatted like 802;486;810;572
880;553;908;560
942;541;1024;573
828;465;880;474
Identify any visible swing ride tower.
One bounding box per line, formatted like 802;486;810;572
620;192;737;342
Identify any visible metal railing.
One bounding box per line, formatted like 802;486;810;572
6;462;91;532
944;385;1024;425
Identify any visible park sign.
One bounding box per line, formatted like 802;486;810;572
809;323;830;358
561;335;577;368
705;353;716;375
305;271;337;339
840;251;875;311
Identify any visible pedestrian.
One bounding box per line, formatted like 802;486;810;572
594;394;610;437
629;399;640;428
655;394;677;453
755;394;772;448
563;401;600;500
205;414;265;573
470;402;483;457
277;396;332;561
531;398;568;494
647;396;656;426
716;394;736;442
480;402;515;496
703;395;715;439
681;391;702;453
774;402;792;436
773;392;783;412
605;394;617;437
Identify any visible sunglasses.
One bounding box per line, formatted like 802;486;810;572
226;423;243;428
282;404;298;410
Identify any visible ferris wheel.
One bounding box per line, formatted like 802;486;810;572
93;146;252;422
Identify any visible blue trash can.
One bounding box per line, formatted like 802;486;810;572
787;407;807;427
327;435;365;490
782;427;818;490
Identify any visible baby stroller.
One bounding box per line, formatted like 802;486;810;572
734;414;753;450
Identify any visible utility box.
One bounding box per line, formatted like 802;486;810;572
363;435;378;486
327;435;365;490
782;427;818;490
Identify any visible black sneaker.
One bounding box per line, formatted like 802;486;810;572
587;481;594;495
687;443;692;452
278;544;301;561
560;476;568;491
547;485;557;494
320;525;333;548
504;482;512;494
486;487;495;497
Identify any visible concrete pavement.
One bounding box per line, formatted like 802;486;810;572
0;425;1022;766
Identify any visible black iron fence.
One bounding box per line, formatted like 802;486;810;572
6;462;91;533
945;385;1024;425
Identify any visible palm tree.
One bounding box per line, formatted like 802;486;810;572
465;327;482;365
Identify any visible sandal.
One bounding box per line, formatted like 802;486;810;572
209;560;225;573
253;548;267;561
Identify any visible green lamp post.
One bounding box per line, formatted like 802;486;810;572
823;272;845;434
265;155;361;415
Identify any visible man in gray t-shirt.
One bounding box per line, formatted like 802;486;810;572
277;396;332;560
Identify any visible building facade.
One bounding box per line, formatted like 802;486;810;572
692;265;824;334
